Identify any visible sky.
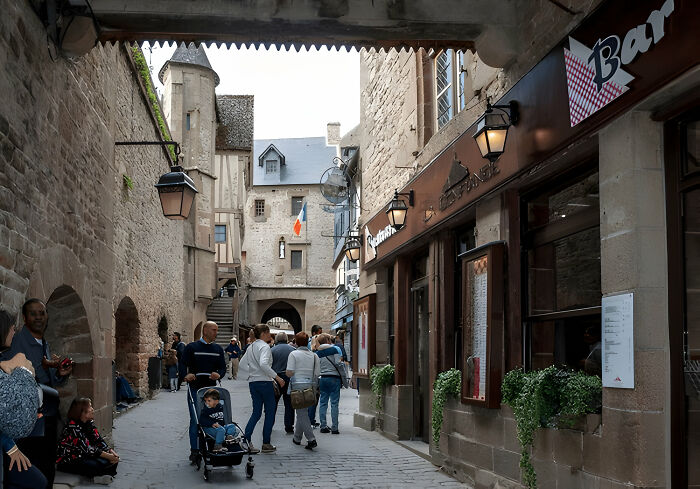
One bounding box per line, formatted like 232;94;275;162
144;43;360;140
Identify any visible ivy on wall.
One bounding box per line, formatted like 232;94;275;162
130;45;176;162
369;364;394;411
431;368;462;445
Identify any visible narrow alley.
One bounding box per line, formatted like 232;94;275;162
69;382;467;489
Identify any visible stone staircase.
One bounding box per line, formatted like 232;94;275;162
206;296;235;348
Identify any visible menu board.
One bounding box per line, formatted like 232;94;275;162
601;292;634;389
357;310;368;375
352;295;375;379
464;255;489;400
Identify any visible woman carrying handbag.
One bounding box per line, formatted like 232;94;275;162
285;332;320;450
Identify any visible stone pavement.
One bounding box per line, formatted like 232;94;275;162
70;378;468;489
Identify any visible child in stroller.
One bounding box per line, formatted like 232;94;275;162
190;386;254;481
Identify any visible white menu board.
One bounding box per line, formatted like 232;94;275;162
357;310;368;375
601;292;634;389
471;270;488;399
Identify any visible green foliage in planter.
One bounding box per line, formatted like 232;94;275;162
502;366;602;489
369;364;394;411
122;174;134;190
130;46;176;162
431;368;461;445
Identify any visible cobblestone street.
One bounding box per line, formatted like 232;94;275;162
72;379;467;489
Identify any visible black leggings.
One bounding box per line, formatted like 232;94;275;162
57;457;118;478
3;456;48;489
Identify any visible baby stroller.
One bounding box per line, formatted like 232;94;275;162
189;386;254;482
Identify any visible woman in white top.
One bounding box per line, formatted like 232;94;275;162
286;332;320;450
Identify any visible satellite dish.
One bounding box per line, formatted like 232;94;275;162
319;166;350;204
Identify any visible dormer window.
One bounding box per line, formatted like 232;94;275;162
266;159;278;174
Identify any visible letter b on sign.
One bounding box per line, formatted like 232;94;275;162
587;35;621;92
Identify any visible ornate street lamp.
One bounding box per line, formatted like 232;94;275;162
154;166;198;220
473;101;519;162
344;236;363;263
386;189;415;231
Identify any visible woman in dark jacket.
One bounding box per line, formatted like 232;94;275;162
0;309;47;489
56;398;119;479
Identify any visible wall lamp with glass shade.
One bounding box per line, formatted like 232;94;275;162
386;189;415;231
115;140;198;220
473;101;519;162
344;235;363;263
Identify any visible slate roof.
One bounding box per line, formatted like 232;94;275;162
253;137;337;186
158;43;220;85
216;95;254;151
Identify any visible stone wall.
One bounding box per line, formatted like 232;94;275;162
0;0;185;432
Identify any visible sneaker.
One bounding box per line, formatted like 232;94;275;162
225;434;235;443
320;427;331;434
261;443;276;453
189;449;199;464
285;428;294;434
247;444;260;454
212;443;227;453
312;422;320;428
332;430;340;434
305;440;317;450
227;376;232;380
292;438;301;446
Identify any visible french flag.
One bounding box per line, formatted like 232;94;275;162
293;202;306;236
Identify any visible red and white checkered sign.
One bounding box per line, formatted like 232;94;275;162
564;48;628;127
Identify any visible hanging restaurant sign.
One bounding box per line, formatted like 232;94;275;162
564;0;674;126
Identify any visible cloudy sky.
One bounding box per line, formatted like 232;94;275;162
144;43;360;140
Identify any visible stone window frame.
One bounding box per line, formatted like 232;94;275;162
279;238;286;259
291;196;304;216
214;224;226;243
290;250;303;270
254;199;265;217
434;50;469;130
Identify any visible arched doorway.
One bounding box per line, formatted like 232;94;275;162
193;321;203;341
157;316;168;344
45;286;94;424
114;297;142;390
260;301;303;334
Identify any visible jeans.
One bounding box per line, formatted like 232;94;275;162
308;401;317;424
115;376;136;402
319;376;341;431
203;424;238;445
16;415;58;486
58;457;118;477
244;381;276;445
274;373;294;431
4;455;48;489
187;387;199;450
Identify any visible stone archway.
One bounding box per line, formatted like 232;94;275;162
114;297;143;390
261;301;303;334
193;321;203;341
45;285;94;425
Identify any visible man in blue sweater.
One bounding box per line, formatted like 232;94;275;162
182;321;226;462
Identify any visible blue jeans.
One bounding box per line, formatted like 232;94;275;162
187;387;198;450
245;381;276;445
319;376;341;431
203;424;238;445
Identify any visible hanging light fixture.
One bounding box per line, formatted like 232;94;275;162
344;236;363;263
155;166;198;220
386;189;415;231
473;100;519;162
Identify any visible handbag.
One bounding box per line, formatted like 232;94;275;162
330;357;350;388
290;354;318;409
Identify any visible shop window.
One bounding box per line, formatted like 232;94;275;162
291;196;304;216
523;169;602;373
435;50;469;130
255;199;265;217
458;242;505;408
214;225;226;243
291;250;302;269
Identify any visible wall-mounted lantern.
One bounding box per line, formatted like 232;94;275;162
386;189;415;231
473;101;519;162
115;140;198;220
344;236;363;263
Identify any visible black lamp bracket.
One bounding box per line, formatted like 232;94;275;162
115;140;182;167
485;100;519;126
394;189;415;207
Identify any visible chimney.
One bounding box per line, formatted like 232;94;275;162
326;122;341;146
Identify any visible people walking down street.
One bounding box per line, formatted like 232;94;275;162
0;309;48;489
224;337;241;380
5;299;73;487
270;333;295;434
181;322;226;463
286;332;320;450
239;324;285;454
171;333;186;391
164;348;179;392
317;334;347;434
199;389;240;453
